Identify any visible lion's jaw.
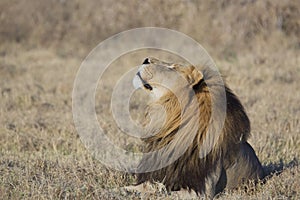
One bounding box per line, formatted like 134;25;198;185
132;64;175;100
132;58;194;101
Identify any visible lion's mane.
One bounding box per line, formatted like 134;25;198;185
136;67;262;195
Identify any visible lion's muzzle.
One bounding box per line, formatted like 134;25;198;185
133;65;153;90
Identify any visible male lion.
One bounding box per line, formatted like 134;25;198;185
131;57;264;198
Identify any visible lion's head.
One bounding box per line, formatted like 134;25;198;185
131;57;264;198
133;57;203;100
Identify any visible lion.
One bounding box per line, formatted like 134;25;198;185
131;57;264;198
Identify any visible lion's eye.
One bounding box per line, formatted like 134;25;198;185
143;83;153;90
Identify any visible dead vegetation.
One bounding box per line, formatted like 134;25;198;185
0;0;299;199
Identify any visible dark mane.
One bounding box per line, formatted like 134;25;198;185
136;66;251;194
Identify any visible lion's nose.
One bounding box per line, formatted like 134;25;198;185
142;58;150;64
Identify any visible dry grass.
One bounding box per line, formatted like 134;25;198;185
0;0;299;199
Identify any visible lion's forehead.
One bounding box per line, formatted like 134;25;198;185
147;63;187;76
146;64;188;84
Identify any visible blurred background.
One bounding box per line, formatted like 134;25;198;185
0;0;299;199
1;0;299;56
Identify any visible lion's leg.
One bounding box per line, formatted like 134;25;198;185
172;189;199;199
123;181;156;194
204;158;224;199
225;142;264;189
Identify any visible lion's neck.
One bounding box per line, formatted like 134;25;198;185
144;90;212;150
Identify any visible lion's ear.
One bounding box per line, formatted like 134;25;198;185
186;66;203;86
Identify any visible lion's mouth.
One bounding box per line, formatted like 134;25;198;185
143;83;153;91
137;71;153;91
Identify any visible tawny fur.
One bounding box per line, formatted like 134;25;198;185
134;58;264;198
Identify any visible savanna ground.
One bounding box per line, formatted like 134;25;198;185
0;0;299;199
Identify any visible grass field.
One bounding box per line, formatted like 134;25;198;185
0;0;299;199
